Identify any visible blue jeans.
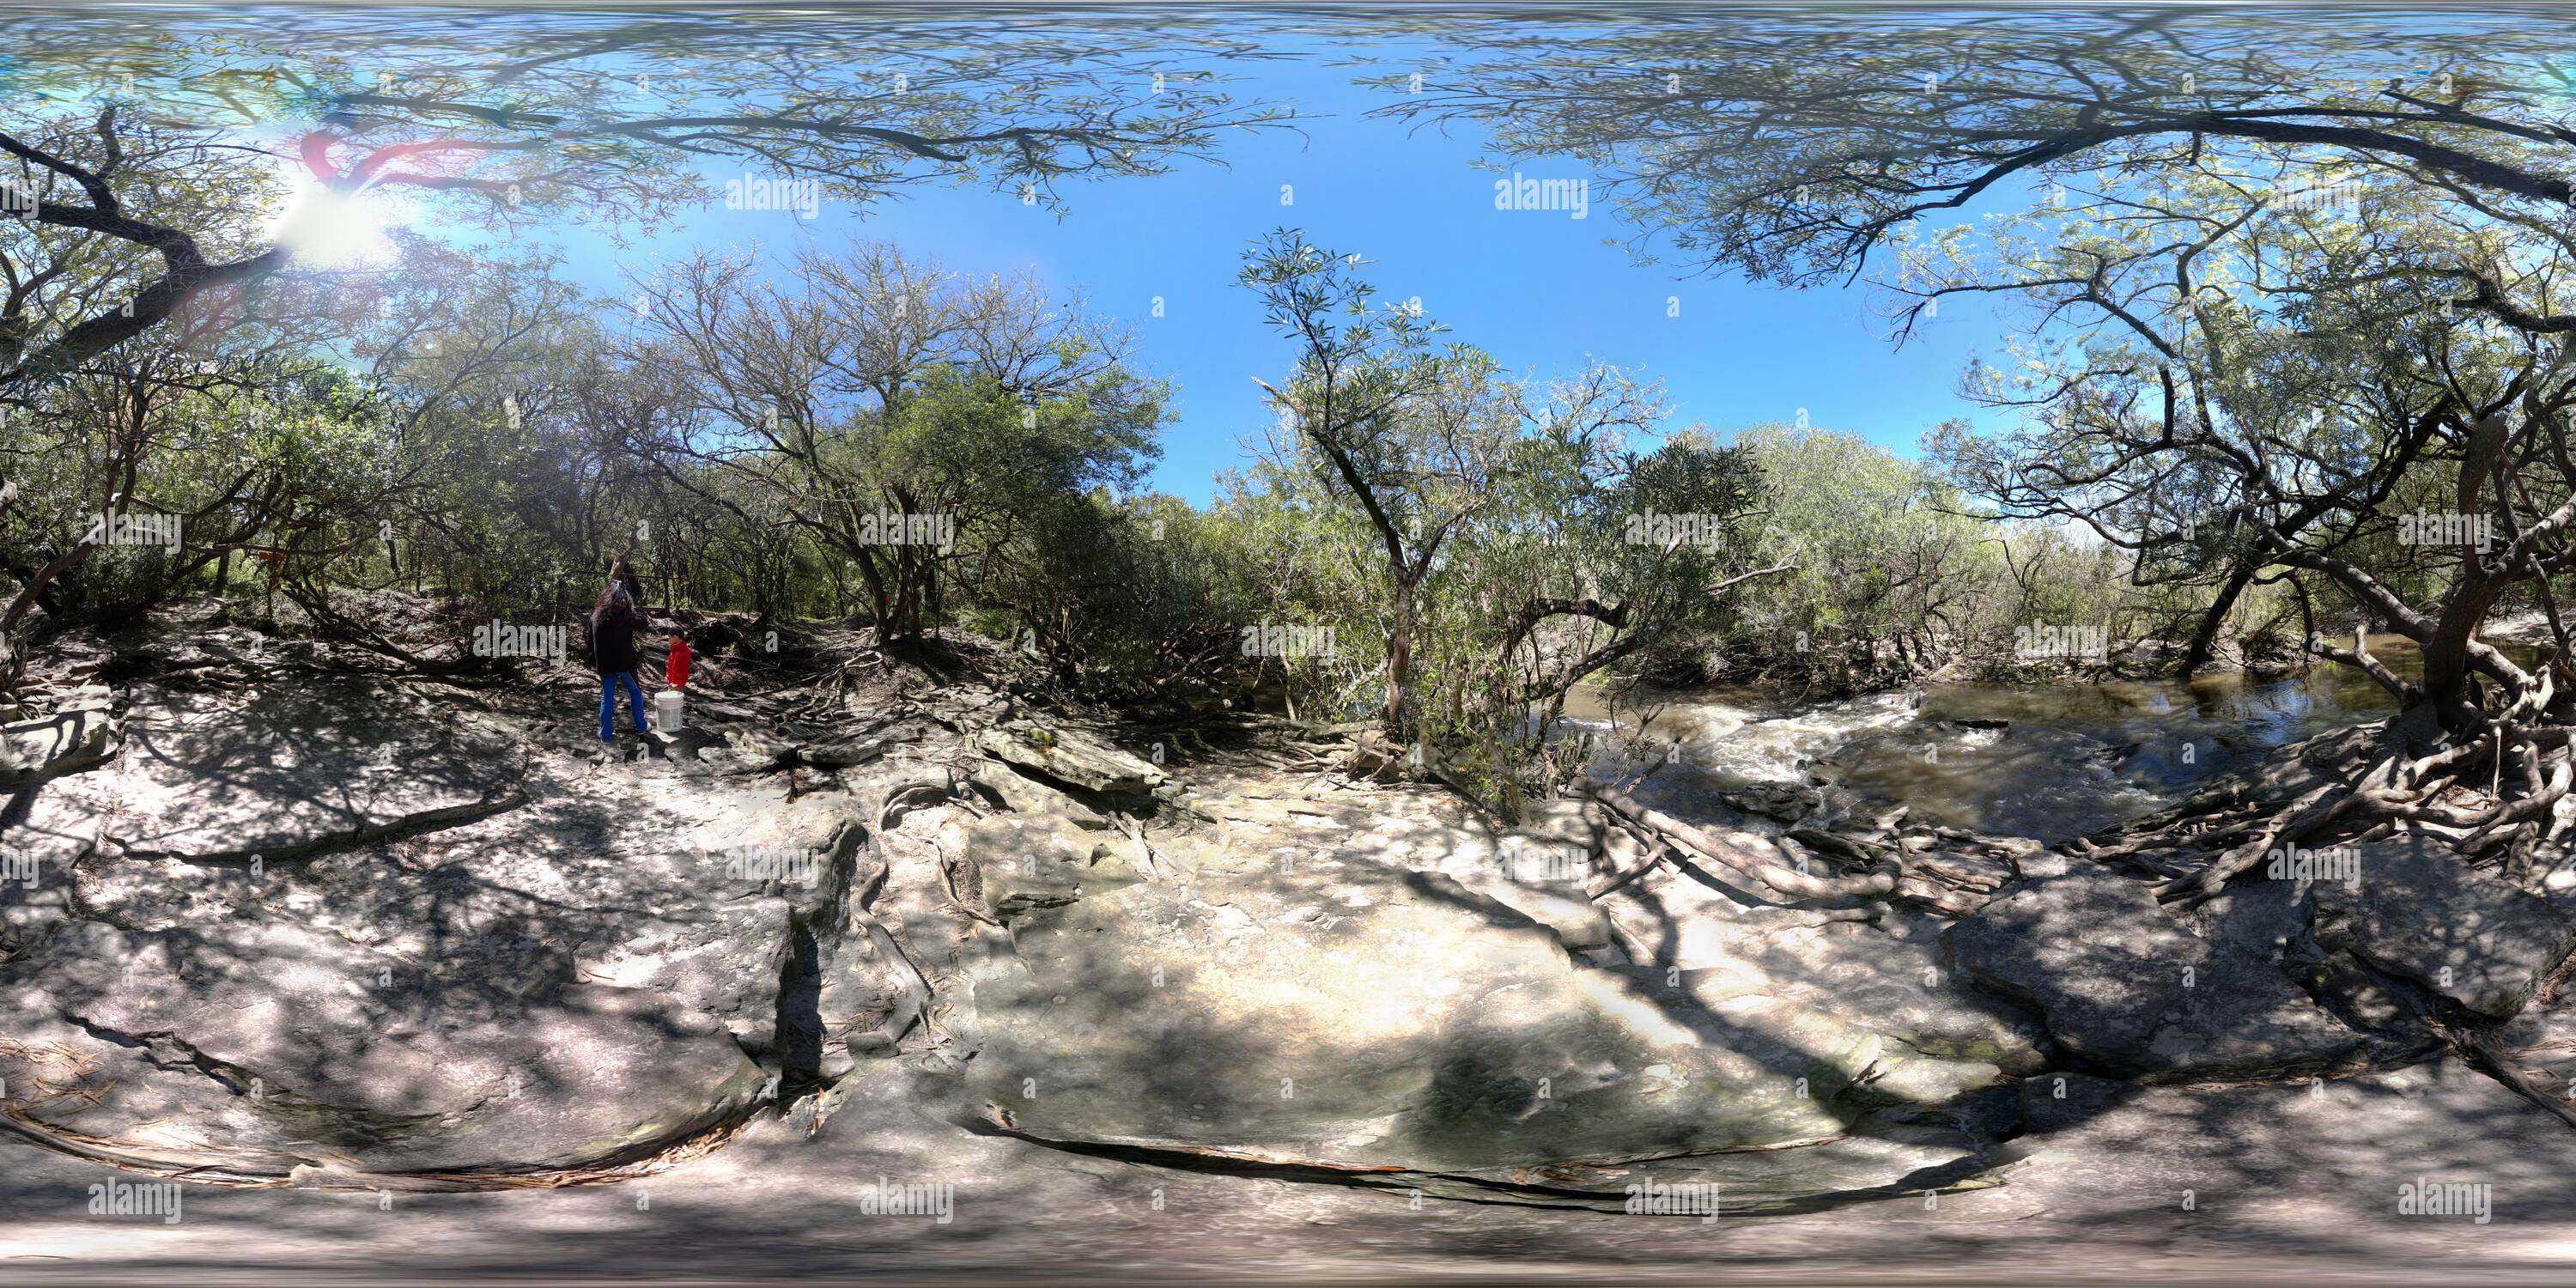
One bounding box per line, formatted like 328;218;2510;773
599;671;648;740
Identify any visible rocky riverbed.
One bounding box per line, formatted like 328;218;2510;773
8;600;2576;1281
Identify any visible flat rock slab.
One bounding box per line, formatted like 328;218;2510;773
970;762;1111;829
956;853;2003;1202
1233;790;1613;948
975;726;1165;795
0;771;113;882
53;749;869;1072
2318;833;2576;1018
1507;798;1607;860
1597;843;1877;969
1459;874;1615;951
95;680;528;860
376;779;866;1056
1947;866;2360;1078
799;722;930;768
2001;1058;2573;1230
1722;923;2053;1077
1595;855;2053;1079
0;917;764;1179
970;811;1144;920
0;694;119;791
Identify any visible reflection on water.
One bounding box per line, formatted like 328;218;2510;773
1565;636;2536;844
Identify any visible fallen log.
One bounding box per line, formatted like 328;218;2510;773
1583;782;1898;900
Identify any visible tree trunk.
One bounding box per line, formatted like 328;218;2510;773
1387;580;1417;741
2178;559;2256;676
852;544;891;635
2423;577;2512;733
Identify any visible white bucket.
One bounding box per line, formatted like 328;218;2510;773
654;689;684;732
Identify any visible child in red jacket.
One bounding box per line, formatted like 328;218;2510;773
665;628;693;690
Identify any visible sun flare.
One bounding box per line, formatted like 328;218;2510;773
264;172;402;268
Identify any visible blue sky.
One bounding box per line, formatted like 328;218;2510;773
509;46;2009;507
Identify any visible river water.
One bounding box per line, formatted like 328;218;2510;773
1564;636;2537;844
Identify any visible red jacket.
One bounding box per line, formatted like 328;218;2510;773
665;638;692;689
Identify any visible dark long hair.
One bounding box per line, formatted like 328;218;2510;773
592;578;634;622
610;556;645;607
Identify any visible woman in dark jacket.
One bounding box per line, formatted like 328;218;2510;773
592;580;651;742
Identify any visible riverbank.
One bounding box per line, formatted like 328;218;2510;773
1674;609;2562;703
1578;616;2564;845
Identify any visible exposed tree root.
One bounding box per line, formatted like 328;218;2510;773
2106;701;2576;906
1584;820;1678;900
0;1099;761;1193
2448;1024;2576;1133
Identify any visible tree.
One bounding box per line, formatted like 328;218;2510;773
0;14;1282;697
0;202;386;691
1725;423;1991;686
1379;11;2573;300
1905;163;2464;671
623;241;1163;644
1924;161;2576;889
1239;229;1482;743
1239;229;1784;791
0;106;288;391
